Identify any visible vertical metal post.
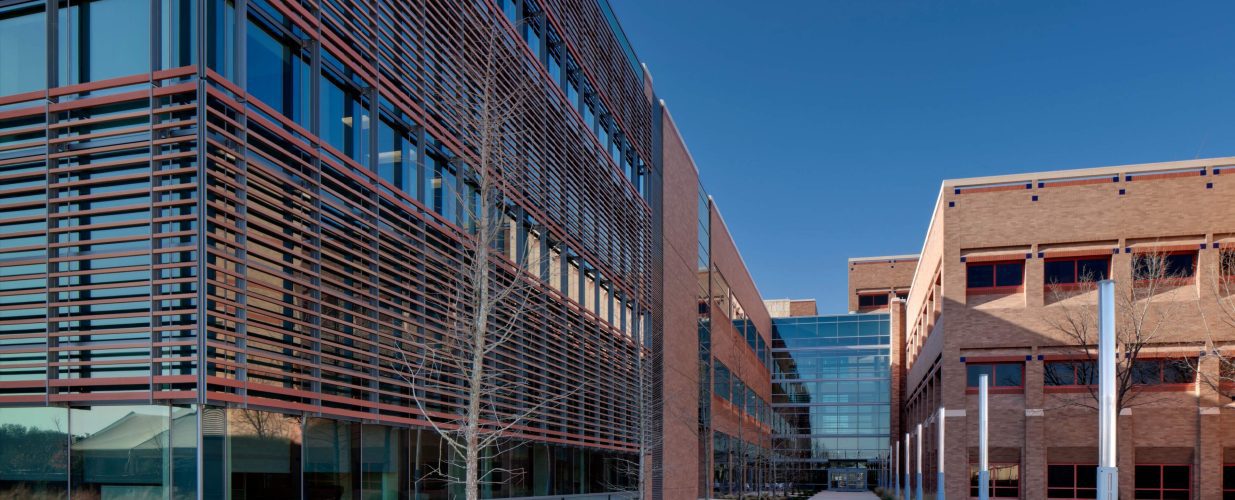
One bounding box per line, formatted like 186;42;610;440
937;407;946;500
916;423;924;500
1096;279;1119;500
978;374;989;500
895;441;901;499
904;432;910;500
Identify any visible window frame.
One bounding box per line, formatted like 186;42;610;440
1043;359;1097;390
966;260;1025;295
1134;463;1191;499
965;362;1025;393
1132;250;1198;285
1129;358;1196;389
1046;463;1098;500
857;292;890;310
1224;463;1235;500
969;462;1020;498
1043;255;1112;289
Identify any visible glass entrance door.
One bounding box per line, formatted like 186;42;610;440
828;468;867;492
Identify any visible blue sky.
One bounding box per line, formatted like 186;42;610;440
610;1;1235;312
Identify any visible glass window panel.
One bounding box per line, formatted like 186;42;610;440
59;0;151;85
305;417;354;499
995;363;1022;387
160;0;195;69
360;424;404;500
227;408;302;499
995;262;1023;287
206;0;236;78
70;405;170;499
0;407;69;498
0;2;47;96
321;69;370;164
1132;361;1162;385
966;364;992;387
1044;260;1076;284
377;117;417;196
246;16;311;128
1078;258;1110;281
170;406;197;500
967;264;994;288
1164;254;1196;277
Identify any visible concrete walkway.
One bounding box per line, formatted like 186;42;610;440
806;490;881;500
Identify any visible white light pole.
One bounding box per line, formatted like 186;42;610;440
978;374;989;500
937;407;945;500
1097;279;1118;500
904;432;910;500
895;441;901;499
916;423;924;500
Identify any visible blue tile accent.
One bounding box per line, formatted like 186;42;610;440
1037;182;1044;188
1037;252;1044;258
1125;175;1132;182
949;201;955;207
1037;355;1044;360
1119;188;1126;195
1111;248;1119;254
1025;253;1032;259
1200;243;1207;249
1207;182;1213;189
960;256;967;262
954;188;961;195
1124;248;1132;253
1025;183;1032;189
1201;170;1208;176
959;357;966;363
1031;195;1038;201
1112;176;1120;182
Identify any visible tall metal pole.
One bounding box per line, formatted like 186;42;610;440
1096;279;1119;500
904;432;910;500
937;407;945;500
895;441;901;499
915;423;924;500
978;374;989;500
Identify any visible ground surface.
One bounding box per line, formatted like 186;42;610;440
806;490;880;500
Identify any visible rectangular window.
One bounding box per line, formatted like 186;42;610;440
246;14;311;128
1221;249;1235;277
1133;252;1197;280
320;64;370;165
1047;463;1097;499
1044;360;1097;386
1224;464;1235;500
1130;359;1195;385
966;363;1023;388
1045;256;1111;285
1134;464;1190;499
858;293;890;308
0;1;47;97
376;117;417;198
970;463;1019;497
59;0;151;85
967;261;1023;291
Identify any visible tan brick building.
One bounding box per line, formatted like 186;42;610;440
895;157;1235;499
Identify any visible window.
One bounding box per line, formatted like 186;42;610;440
0;1;46;97
376;116;417;198
58;0;151;85
1221;250;1235;277
1130;359;1195;385
246;14;311;128
1044;360;1096;386
1044;256;1110;285
1047;464;1097;499
1224;464;1235;500
320;61;370;164
966;363;1023;388
858;293;889;308
967;261;1023;291
1133;252;1196;280
159;0;195;70
1134;464;1190;499
970;463;1019;497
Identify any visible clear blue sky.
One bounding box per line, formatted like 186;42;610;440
610;1;1235;313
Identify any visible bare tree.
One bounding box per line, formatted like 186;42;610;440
1186;249;1235;399
1042;251;1196;412
391;12;579;500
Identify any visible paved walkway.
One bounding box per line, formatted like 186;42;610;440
806;490;881;500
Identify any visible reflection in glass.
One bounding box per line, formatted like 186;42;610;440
305;417;354;499
70;405;170;499
246;14;311;128
360;424;404;500
0;407;69;498
228;408;302;499
0;2;46;97
58;0;151;85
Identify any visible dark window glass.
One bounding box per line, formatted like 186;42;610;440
305;417;354;499
160;0;196;69
1045;362;1076;386
858;294;889;307
376;117;417;197
1078;258;1110;281
207;0;236;78
71;406;174;498
1161;361;1195;384
996;262;1024;287
967;264;995;288
320;62;370;164
246;16;311;128
59;0;151;85
1131;359;1195;385
967;363;1022;388
1163;254;1196;278
1221;250;1235;277
1134;253;1197;279
228;408;302;499
0;2;47;97
970;464;1019;497
1131;360;1162;385
1045;260;1076;284
1223;465;1235;498
1135;464;1190;499
0;407;70;498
